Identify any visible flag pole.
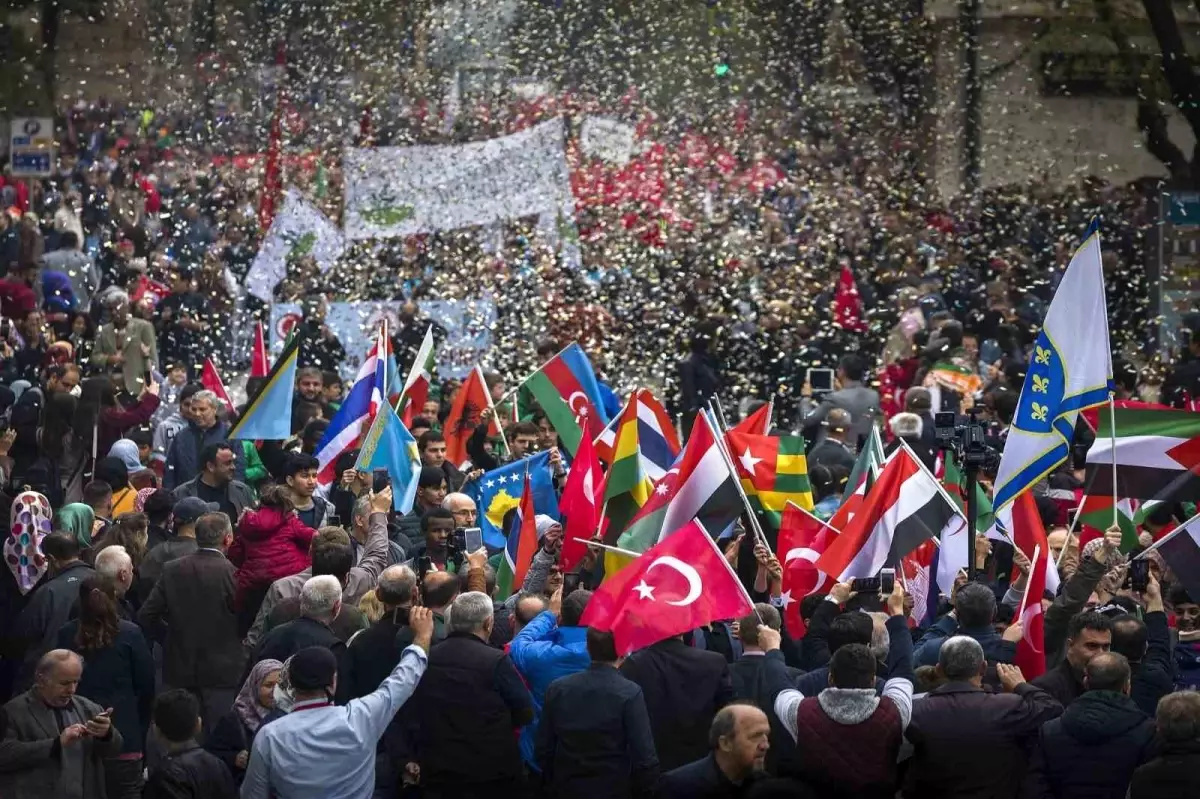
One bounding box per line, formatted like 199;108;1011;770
1017;544;1041;615
1108;393;1119;530
593;409;620;446
785;500;843;537
572;537;640;558
765;396;775;434
478;364;510;455
706;403;771;550
1057;494;1086;570
380;318;389;400
712;395;732;433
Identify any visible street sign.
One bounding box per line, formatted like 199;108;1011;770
9;117;54;177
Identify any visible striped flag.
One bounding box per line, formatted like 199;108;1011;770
1084;404;1200;504
496;473;539;600
398;324;437;426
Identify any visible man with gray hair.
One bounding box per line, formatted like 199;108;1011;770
163;389;236;491
251;575;353;703
414;591;534;794
346;564;420;699
350;493;405;566
0;649;124;799
93;288;157;396
903;636;1062;798
1129;692;1200;796
94;545;134;605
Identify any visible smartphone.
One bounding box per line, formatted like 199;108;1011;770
1127;559;1150;593
850;568;895;595
463;526;483;553
372;469;390;493
807;368;835;393
144;370;152;387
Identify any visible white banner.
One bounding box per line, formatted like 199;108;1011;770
247;189;346;302
343;118;573;240
269;297;496;381
579;116;636;165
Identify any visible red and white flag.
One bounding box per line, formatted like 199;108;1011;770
560;428;603;573
1004;490;1061;594
580;520;753;654
1015;544;1047;680
833;263;867;333
398;324;437;426
816;448;957;582
200;358;236;415
250;322;270;378
442;366;502;468
776;502;837;637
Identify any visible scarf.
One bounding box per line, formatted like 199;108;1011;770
233;658;283;734
55;503;96;548
4;491;53;594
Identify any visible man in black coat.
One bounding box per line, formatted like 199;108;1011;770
1032;611;1113;709
1129;692;1200;798
904;636;1062;799
1026;652;1156;799
143;689;237;799
729;605;804;777
251;574;352;704
138;512;246;734
1110;576;1175;717
9;533;94;689
659;702;775;799
619;633;735;771
536;628;659;798
411;590;533;796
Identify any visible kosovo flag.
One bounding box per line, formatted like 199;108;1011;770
468;451;560;550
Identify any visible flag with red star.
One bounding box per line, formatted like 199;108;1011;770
726;431;813;530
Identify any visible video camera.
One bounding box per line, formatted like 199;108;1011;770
933;409;997;470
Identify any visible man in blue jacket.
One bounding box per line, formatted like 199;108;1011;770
914;582;1020;667
509;588;592;769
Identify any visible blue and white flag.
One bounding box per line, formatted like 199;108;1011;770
992;223;1112;512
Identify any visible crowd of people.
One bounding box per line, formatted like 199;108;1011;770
0;91;1198;799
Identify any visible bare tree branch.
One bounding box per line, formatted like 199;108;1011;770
1142;0;1200;138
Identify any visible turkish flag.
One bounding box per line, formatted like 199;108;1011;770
250;322;270;378
833;263;867;333
580;521;753;654
560;429;602;574
200;358;236;415
1015;542;1048;680
776;503;837;637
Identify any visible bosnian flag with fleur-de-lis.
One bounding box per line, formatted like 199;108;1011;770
992;222;1112;513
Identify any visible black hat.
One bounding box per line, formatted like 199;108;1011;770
288;647;337;691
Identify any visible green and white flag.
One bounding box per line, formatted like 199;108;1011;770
246;188;346;302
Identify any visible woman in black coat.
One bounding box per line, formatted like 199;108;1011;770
205;657;284;784
55;572;155;799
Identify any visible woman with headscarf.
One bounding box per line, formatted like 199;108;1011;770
55;574;154;799
205;658;284;785
95;456;138;517
108;439;155;491
4;490;53;595
54;502;97;549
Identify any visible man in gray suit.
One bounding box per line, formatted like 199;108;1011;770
0;649;123;799
800;354;880;447
92;291;158;396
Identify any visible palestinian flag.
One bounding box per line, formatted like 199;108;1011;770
726;431;813;529
1077;494;1140;553
616;411;741;556
398;324;437;427
816;447;957;582
1084;405;1200;503
942;450;995;535
1145;512;1200;603
517;342;610;457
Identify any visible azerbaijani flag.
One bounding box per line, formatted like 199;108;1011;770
726;431;814;529
516;343;610;457
496;472;539;600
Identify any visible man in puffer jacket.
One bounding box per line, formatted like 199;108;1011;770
1025;652;1157;799
761;582;914;798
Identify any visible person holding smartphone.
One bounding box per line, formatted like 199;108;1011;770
0;649;123;799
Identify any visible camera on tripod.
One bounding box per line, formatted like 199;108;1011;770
933;409;997;470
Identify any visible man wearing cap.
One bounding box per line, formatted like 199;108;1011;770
241;608;434;799
137;497;213;603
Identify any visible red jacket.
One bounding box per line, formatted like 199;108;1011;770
229;506;316;601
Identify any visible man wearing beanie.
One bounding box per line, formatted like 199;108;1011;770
240;608;434;799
